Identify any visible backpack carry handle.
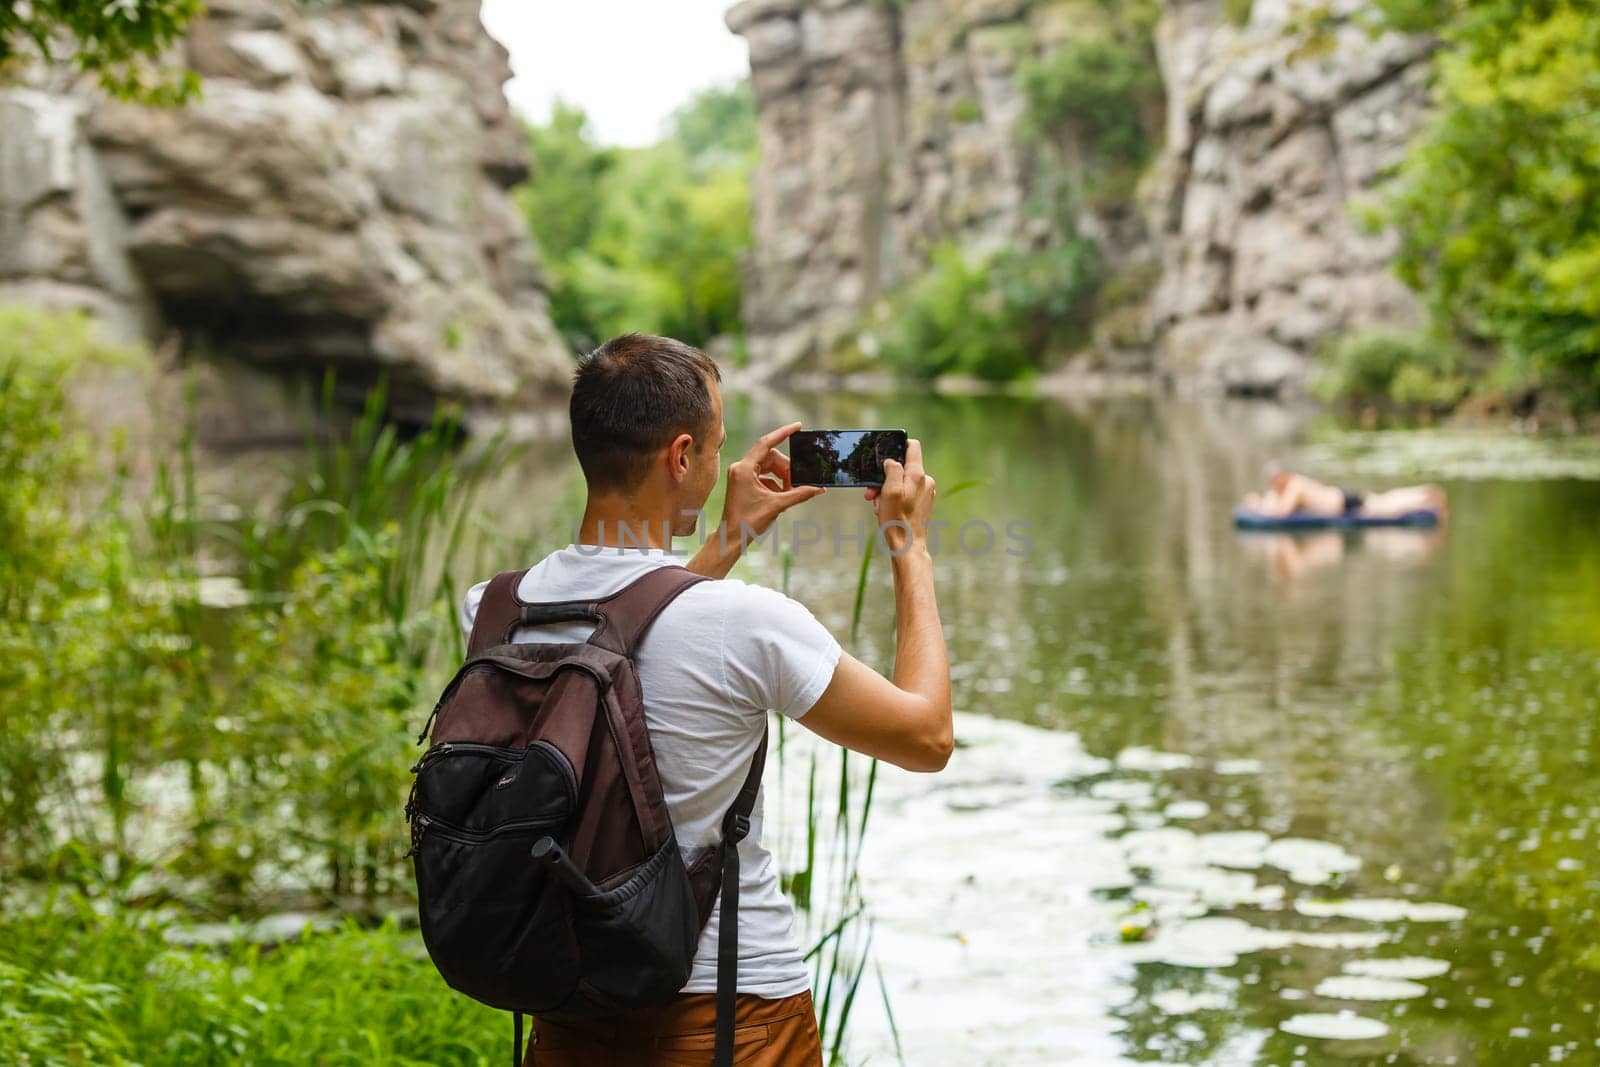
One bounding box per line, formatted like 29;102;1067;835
467;566;707;658
521;603;599;626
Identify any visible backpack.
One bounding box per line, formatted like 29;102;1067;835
406;565;767;1067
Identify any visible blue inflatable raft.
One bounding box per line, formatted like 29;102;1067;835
1233;507;1441;530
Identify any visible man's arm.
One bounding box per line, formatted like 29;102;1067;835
799;441;953;772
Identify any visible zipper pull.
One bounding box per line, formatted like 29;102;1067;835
410;743;454;774
405;814;431;858
415;700;444;745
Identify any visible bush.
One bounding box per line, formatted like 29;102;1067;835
0;308;180;880
1019;0;1162;186
1021;34;1161;173
1378;0;1600;406
874;241;1104;381
1313;330;1468;410
0;308;467;909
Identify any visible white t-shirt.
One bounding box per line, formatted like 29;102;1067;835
460;545;842;998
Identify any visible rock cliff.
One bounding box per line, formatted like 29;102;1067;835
1148;0;1432;395
726;0;1095;375
0;0;568;414
730;0;1433;392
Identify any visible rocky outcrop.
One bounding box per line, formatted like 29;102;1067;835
732;0;1433;393
1148;0;1432;395
726;0;1105;375
0;0;568;414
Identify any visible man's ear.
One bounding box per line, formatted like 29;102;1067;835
667;432;695;484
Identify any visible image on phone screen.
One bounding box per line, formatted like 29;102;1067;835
790;430;909;487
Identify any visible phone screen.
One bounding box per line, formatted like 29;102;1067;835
789;429;908;487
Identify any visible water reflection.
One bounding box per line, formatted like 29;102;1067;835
1236;528;1444;582
712;393;1597;1065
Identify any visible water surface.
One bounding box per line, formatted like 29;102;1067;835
458;391;1599;1064
718;393;1598;1066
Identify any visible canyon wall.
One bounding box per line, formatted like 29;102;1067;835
726;0;1097;375
1149;0;1432;394
730;0;1434;393
0;0;568;416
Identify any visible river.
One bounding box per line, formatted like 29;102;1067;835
340;389;1600;1065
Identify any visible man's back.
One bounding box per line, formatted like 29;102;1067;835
462;544;841;997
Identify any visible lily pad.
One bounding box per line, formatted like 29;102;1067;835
1092;779;1159;805
1279;1012;1390;1040
1116;746;1196;772
1214;758;1264;775
1152;989;1229;1015
1295;898;1467;923
1343;956;1451;980
1164;800;1211;820
1198;831;1271;869
1262;838;1362;884
1314;975;1429;1001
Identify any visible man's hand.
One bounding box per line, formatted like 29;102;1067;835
687;422;823;579
865;438;935;554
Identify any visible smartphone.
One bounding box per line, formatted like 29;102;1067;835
789;429;908;488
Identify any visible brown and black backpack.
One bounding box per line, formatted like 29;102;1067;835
407;566;766;1066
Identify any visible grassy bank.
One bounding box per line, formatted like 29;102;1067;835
0;306;886;1064
0;910;503;1066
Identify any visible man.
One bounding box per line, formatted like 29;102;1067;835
1242;468;1447;520
461;333;952;1065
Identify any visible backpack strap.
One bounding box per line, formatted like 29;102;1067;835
584;565;709;656
713;724;767;1067
465;568;533;656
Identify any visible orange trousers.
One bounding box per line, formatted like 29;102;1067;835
523;990;824;1067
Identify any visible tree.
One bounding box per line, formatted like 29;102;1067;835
1378;0;1600;402
667;81;757;169
517;89;755;352
0;0;202;103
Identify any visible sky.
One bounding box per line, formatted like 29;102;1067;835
480;0;750;147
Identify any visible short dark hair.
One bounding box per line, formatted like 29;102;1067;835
569;333;722;492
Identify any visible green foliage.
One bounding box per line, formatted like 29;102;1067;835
0;909;503;1065
0;0;201;103
1377;0;1600;405
0;306;881;1055
520;103;618;274
0;308;180;880
1019;0;1163;181
0;308;505;908
519;84;756;351
1313;329;1469;410
1223;0;1255;26
873;241;1104;381
667;79;758;165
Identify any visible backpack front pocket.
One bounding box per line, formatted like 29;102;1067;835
410;740;580;1013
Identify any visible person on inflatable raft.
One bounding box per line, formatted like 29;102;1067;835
1242;468;1447;522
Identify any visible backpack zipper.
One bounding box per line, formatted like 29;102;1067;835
408;811;565;856
405;741;578;857
410;740;523;773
